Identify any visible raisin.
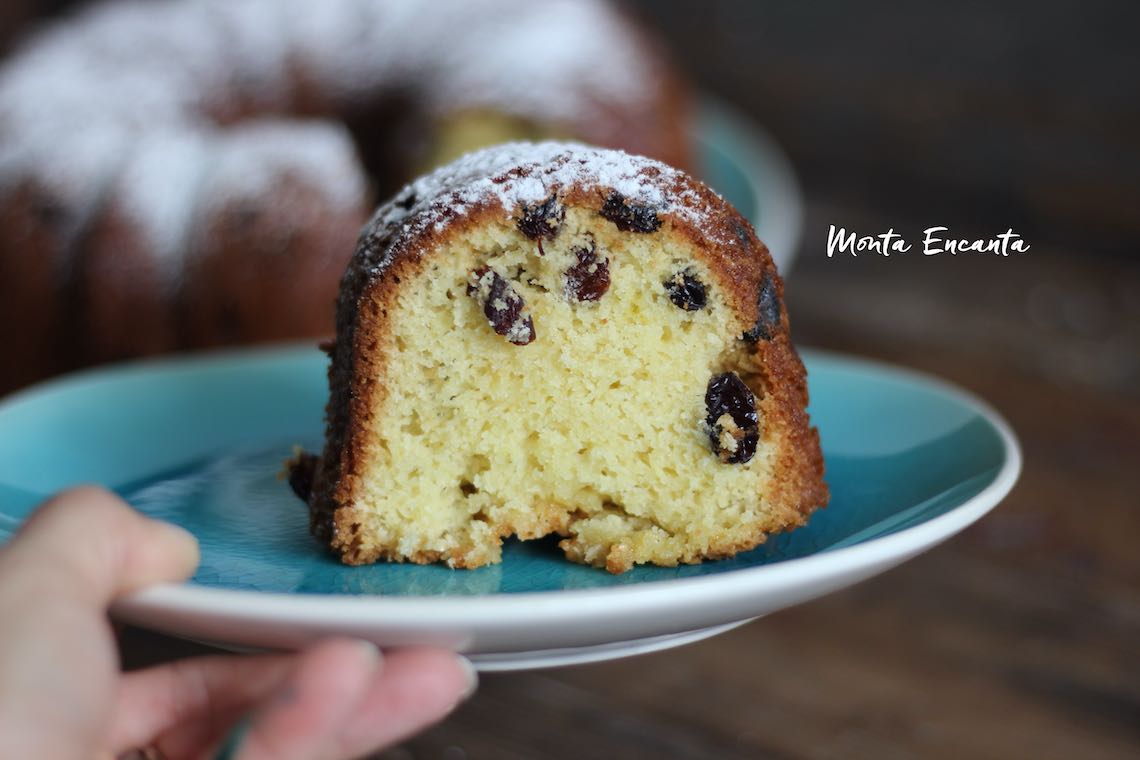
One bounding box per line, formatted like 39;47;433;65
733;219;752;247
565;241;610;302
742;271;782;342
287;451;319;502
396;191;417;210
705;372;759;464
466;266;535;345
664;269;707;311
517;194;564;241
600;192;661;233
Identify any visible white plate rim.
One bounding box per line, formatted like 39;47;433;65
468;619;755;671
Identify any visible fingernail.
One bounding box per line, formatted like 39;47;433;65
353;639;383;669
456;655;479;700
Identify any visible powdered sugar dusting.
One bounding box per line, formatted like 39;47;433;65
0;126;129;256
413;0;657;122
341;142;727;342
202;121;368;213
0;0;665;265
111;131;213;280
263;0;656;116
370;141;712;242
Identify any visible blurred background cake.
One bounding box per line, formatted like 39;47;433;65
0;0;689;393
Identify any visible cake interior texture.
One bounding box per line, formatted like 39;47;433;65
344;206;808;572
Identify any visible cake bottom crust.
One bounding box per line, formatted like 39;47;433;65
329;498;812;574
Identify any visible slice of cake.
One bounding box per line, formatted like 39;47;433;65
293;142;827;573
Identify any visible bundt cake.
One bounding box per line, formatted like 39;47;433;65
0;0;688;392
293;142;827;574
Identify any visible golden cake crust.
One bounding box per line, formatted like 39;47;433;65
306;142;827;571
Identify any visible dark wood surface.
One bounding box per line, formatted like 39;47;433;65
8;1;1137;757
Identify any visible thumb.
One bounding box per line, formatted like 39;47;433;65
3;485;199;607
0;486;199;759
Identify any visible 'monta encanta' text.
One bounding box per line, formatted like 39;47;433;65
826;226;1030;257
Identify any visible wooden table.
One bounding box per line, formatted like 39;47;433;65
11;0;1136;756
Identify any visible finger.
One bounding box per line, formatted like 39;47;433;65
1;485;199;609
0;487;199;758
108;653;295;754
235;639;382;760
335;649;477;758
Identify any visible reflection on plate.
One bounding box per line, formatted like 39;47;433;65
0;345;1019;670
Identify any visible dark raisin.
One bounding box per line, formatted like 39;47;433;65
466;266;535;345
733;219;753;247
742;271;782;342
287;451;319;502
705;372;759;464
664;269;707;311
517;194;564;241
396;191;417;210
565;241;610;302
600;192;661;233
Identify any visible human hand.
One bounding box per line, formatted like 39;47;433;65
0;486;477;759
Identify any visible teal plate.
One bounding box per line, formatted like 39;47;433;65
0;346;1019;669
0;111;1015;669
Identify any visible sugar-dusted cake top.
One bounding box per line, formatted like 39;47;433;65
342;141;769;358
367;141;727;253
